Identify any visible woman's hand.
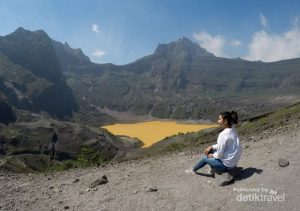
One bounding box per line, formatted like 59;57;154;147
207;154;214;158
204;146;212;155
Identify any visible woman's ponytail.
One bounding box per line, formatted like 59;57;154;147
220;111;239;127
231;111;238;125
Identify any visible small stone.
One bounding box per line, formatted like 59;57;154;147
85;188;90;192
72;178;79;183
146;186;158;192
64;205;70;209
89;175;108;188
278;158;289;167
49;186;54;189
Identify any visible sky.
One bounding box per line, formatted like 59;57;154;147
1;0;300;65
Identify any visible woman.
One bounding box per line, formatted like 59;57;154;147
186;111;242;175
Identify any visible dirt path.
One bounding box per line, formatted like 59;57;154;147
0;129;299;211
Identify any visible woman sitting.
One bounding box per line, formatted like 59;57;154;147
186;111;242;175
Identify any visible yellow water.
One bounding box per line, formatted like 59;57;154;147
102;121;217;148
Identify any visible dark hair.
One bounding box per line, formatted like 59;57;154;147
220;111;238;127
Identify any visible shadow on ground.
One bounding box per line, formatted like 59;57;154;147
195;167;263;183
235;167;263;181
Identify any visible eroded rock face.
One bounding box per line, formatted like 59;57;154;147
0;99;16;124
0;154;50;173
0;118;130;172
0;27;78;119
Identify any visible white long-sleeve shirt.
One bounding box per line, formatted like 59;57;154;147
212;127;242;167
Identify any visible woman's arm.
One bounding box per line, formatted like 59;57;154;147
204;146;213;155
204;135;220;156
207;154;214;158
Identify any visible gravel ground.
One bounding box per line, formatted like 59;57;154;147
0;129;299;211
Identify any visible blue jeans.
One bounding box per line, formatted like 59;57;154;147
193;156;228;172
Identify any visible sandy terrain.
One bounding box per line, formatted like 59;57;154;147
0;129;299;211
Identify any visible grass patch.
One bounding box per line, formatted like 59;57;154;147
47;160;80;172
46;146;109;172
239;102;300;136
164;142;186;152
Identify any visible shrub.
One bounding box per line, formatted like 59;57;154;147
77;146;104;166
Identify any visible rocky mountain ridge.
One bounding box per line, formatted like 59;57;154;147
0;27;78;123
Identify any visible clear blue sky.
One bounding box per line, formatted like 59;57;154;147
1;0;300;64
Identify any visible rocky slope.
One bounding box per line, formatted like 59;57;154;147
0;99;15;124
0;116;299;210
0;116;141;173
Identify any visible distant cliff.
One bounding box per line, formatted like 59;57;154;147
58;37;300;120
0;27;78;121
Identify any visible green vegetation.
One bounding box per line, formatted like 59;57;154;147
238;102;300;136
47;160;79;172
77;146;105;166
164;142;186;152
47;146;106;172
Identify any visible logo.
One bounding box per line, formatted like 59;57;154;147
233;187;285;202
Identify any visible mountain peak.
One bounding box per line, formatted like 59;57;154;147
64;42;70;48
15;26;26;32
6;27;49;41
154;37;215;57
177;36;194;44
1;27;62;82
7;27;31;38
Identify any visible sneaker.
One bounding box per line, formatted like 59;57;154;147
185;168;195;174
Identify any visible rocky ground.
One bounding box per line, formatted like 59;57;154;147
0;127;299;211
